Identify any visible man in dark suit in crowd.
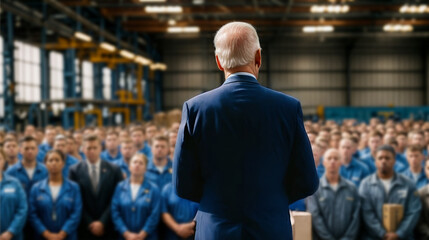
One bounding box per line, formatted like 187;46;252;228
69;134;123;239
173;21;319;240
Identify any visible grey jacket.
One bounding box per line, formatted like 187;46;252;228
415;184;429;238
307;175;360;240
358;173;421;240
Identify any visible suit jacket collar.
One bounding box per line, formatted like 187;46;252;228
223;73;259;86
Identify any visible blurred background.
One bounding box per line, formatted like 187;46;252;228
0;0;429;130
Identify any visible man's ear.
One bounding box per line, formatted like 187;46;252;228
255;49;262;68
216;55;224;71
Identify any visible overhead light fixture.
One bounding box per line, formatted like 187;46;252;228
383;24;413;32
135;56;152;65
74;31;92;42
310;5;349;13
303;25;334;33
145;6;183;13
167;26;200;33
150;63;167;71
139;0;166;2
193;0;204;4
399;4;427;13
100;42;116;52
168;19;177;25
119;50;135;59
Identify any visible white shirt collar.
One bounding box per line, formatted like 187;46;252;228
228;72;257;80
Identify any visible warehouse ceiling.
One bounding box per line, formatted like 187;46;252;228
1;0;428;58
55;0;429;38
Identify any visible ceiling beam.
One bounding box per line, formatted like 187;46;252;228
123;19;429;32
100;5;401;17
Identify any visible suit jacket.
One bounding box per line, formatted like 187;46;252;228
173;73;319;240
68;159;123;240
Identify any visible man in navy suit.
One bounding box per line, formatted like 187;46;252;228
173;21;319;240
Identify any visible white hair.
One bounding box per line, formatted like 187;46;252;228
214;22;261;70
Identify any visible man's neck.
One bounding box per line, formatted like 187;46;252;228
124;157;131;165
22;159;37;168
326;173;340;184
342;157;352;165
8;156;18;165
87;158;100;165
153;157;168;167
108;148;118;156
411;165;422;174
136;143;144;150
224;65;257;80
378;172;394;180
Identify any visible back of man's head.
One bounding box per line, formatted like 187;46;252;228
214;22;260;70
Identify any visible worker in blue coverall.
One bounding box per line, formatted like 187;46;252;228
401;144;428;189
100;131;122;163
307;148;361;240
359;145;421;240
0;149;28;240
111;153;161;240
338;137;370;187
145;135;173;190
28;150;82;240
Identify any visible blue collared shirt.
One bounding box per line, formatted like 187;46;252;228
340;158;370;187
5;161;49;196
402;168;428;190
359;173;421;239
111;179;160;239
100;149;122;163
307;176;360;240
28;178;82;240
145;159;173;190
112;158;130;179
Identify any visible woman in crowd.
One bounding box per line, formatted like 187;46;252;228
28;150;82;240
111;153;161;240
0;149;27;240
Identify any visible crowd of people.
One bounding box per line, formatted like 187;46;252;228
297;118;429;240
0;121;197;240
1;117;429;239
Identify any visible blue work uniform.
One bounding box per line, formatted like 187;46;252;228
340;158;370;187
38;143;52;155
62;155;79;178
0;174;28;240
5;161;48;196
79;152;85;161
352;150;362;160
359;147;370;158
360;155;407;174
100;150;122;163
317;164;325;178
402;168;428;190
111;179;161;240
112;158;130;178
359;173;422;240
161;183;199;240
145;160;173;190
139;142;153;162
307;176;360;240
289;199;306;211
396;154;409;169
28;178;82;240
